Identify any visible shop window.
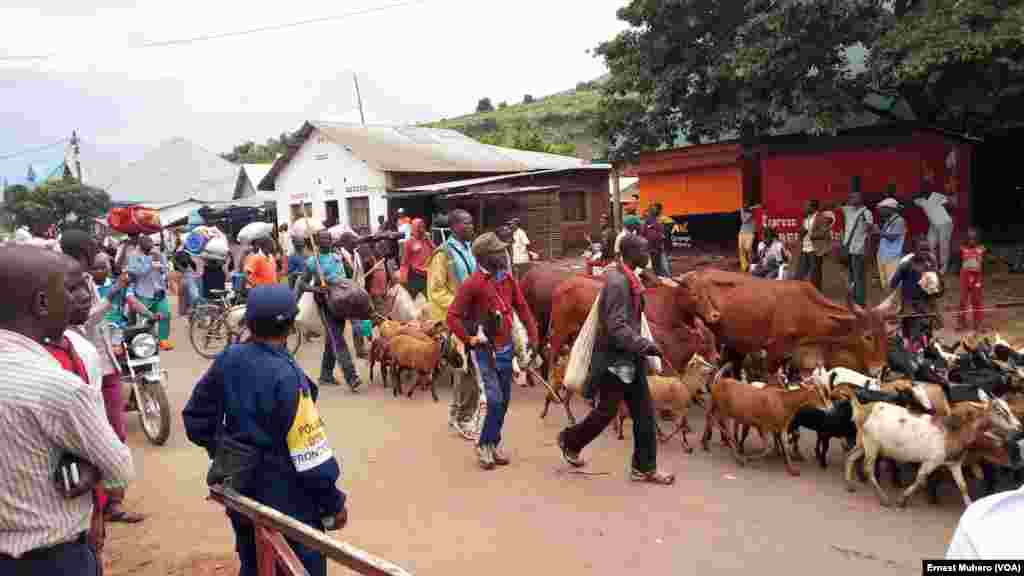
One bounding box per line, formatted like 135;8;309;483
561;190;587;222
325;200;340;227
347;196;370;233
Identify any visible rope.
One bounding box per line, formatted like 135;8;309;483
893;299;1024;320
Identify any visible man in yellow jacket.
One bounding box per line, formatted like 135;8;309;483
426;209;479;440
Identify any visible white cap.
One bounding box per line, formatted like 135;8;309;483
878;198;900;209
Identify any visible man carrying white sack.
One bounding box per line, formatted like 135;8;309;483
913;186;956;275
557;234;675;485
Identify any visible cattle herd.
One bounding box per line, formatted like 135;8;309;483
369;262;1024;511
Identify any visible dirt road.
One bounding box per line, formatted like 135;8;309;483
104;314;969;576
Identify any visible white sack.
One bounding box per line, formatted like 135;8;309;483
563;294;601;394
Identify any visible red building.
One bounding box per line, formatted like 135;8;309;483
625;123;977;249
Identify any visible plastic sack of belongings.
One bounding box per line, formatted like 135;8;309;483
562;294;661;394
237;221;274;244
185;226;229;261
109;206;161;235
290;217;324;241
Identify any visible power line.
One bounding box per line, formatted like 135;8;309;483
0;139;69;161
0;0;431;62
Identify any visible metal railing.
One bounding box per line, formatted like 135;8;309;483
209;484;414;576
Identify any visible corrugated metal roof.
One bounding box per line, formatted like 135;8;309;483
439;185;560;199
392;165;611;194
314;121;586;172
258;121;588;190
105;137;239;204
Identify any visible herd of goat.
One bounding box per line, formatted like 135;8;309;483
363;281;1024;511
548;330;1024;509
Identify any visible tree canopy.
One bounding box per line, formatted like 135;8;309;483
7;179;111;232
476;97;495;113
595;0;1024;161
221;132;292;164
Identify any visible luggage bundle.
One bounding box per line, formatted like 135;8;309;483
109;206;161;235
185;226;229;261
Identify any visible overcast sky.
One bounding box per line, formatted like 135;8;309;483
0;0;628;184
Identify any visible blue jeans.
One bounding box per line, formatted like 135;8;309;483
475;345;514;447
320;307;359;386
847;254;867;307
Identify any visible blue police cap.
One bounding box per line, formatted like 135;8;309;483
243;284;299;324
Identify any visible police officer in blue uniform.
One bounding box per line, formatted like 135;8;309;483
183;285;348;576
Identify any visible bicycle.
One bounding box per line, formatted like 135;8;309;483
189;288;302;359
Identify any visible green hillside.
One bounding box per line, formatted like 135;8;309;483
424;81;606;160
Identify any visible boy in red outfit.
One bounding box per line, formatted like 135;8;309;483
958;227;985;332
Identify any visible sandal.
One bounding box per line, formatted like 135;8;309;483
630;468;675;485
105;507;146;523
558;430;585;468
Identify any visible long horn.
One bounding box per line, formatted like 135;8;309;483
874;289;901;318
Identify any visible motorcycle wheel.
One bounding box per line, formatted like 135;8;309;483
138;384;171;445
189;304;230;360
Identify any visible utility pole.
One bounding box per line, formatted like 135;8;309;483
353;73;366;125
611;164;622;231
70;130;82;183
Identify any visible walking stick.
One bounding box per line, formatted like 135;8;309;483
303;206;346;385
525;367;564;405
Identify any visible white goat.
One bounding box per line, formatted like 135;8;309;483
843;389;1021;508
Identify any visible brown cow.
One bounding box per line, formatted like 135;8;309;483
540;274;720;424
677;268;897;380
519;262;577;355
522;262;665;383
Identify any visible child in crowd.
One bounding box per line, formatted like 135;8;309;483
958;226;986;332
891;237;942;352
752;227;788;279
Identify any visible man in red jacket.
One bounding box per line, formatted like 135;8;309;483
448;232;539;470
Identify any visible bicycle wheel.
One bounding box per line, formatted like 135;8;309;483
189;304;231;359
287;324;303;355
233;324;303;356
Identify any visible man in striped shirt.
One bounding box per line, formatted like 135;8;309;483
0;245;134;575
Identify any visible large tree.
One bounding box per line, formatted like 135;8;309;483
596;0;1024;161
7;179;111;232
221;132;292;164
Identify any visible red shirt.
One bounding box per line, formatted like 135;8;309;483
448;271;539;349
45;337;89;382
45;337;107;508
366;263;389;297
401;237;435;276
961;245;984;273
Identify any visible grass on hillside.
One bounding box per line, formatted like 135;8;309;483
424;87;605;157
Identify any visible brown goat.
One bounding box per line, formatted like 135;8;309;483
702;374;832;476
388;333;444;401
613;354;717;453
369;336;394;386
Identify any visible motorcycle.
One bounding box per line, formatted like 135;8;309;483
106;318;171;445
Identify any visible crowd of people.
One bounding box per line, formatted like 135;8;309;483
0;189;1002;574
737;185;984;347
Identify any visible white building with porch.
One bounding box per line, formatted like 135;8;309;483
259;121;585;234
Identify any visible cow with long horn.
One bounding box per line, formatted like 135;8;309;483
675;268;899;381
